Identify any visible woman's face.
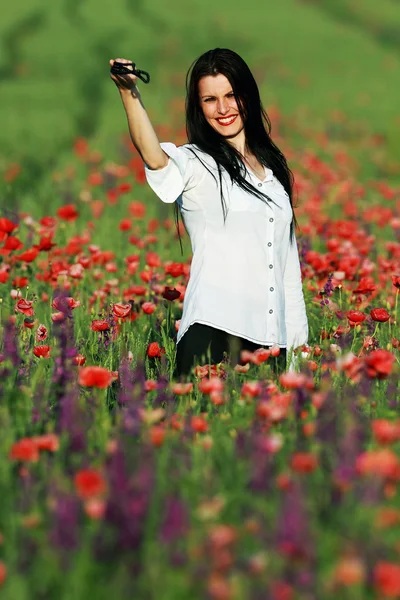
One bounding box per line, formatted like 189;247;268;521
198;73;245;140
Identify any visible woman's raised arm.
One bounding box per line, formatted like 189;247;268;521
109;58;168;170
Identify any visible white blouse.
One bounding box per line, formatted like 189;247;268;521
144;142;308;359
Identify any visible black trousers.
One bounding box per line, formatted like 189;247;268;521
174;323;286;378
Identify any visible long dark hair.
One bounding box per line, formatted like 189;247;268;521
174;47;297;254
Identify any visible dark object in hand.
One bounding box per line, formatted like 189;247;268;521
110;61;150;84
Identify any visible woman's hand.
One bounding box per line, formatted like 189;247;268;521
109;58;138;91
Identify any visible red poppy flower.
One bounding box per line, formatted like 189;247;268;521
372;420;400;446
346;310;366;323
392;275;400;289
352;277;377;294
73;354;86;366
52;296;80;311
15;248;39;263
37;236;57;251
39;216;57;228
0;561;6;587
162;286;181;301
33;345;51;358
165;262;185;277
370;308;390;322
0;218;18;234
291;452;318;473
91;319;110;332
15;298;34;316
374;562;400;597
146;251;161;267
35;324;48;341
74;469;106;499
128;201;146;218
356;448;399;478
12;276;29;288
4;236;23;251
57;204;79;221
78;366;116;388
191;416;209;433
9;438;39;462
142;302;156;314
33;433;59;452
147;342;165;358
118;219;132;231
364;349;395;379
112;303;131;319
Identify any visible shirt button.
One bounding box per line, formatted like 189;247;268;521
269;264;273;269
269;218;274;222
269;309;273;314
267;242;272;247
270;287;274;292
258;183;262;188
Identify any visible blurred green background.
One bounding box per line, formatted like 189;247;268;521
1;0;399;178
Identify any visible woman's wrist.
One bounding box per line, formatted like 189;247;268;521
119;86;140;99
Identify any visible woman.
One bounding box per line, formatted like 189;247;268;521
109;48;308;377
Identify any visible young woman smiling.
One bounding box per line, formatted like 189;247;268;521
110;48;309;378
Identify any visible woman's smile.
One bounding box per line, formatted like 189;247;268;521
215;115;238;126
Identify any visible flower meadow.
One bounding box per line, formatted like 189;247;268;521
0;103;400;600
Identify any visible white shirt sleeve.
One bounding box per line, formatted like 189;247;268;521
283;232;309;364
144;142;198;204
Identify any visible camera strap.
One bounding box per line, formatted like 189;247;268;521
110;61;150;84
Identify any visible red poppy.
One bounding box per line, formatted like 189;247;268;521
373;562;400;597
35;324;48;341
364;349;395;379
33;433;59;452
57;204;79;221
0;561;6;587
141;302;155;315
128;201;146;218
352;277;377;294
0;218;18;234
52;296;80;311
91;319;110;332
191;416;209;433
165;262;185;277
4;236;23;251
15;298;34;316
370;308;390;322
39;216;57;228
33;345;51;358
356;448;399;478
12;276;29;288
118;219;132;231
372;420;400;445
78;366;117;388
24;318;35;329
36;236;57;251
392;275;400;289
146;251;161;267
112;303;131;319
117;182;131;194
74;469;106;499
291;452;318;473
162;286;181;301
73;354;86;366
9;438;39;462
15;248;39;263
147;342;165;358
346;310;366;323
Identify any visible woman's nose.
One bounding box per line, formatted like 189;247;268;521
216;99;229;114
